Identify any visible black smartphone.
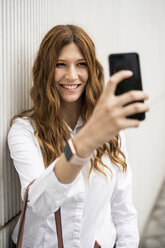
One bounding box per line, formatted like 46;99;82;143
108;52;145;121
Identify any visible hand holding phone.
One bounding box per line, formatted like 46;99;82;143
109;53;145;121
74;70;149;155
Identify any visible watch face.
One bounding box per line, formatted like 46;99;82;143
63;142;73;161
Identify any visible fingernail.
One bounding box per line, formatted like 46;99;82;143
127;70;133;75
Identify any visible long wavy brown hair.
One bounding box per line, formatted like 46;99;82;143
11;24;127;179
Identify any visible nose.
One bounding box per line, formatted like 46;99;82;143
65;65;78;81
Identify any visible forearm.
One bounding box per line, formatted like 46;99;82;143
53;127;93;184
54;153;83;184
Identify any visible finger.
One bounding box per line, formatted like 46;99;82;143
120;118;140;129
103;70;133;98
117;90;149;107
121;102;150;117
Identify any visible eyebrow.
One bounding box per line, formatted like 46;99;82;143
57;59;86;62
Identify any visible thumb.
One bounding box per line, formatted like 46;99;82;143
103;70;133;98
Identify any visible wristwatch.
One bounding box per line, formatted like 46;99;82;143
63;138;91;166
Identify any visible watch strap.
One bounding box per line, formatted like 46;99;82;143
63;138;91;166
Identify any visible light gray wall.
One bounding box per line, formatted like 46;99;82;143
0;0;165;246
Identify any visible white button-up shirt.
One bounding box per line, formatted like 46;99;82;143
8;117;139;248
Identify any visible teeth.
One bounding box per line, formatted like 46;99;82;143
61;85;79;89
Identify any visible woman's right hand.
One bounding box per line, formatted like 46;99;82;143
73;70;149;157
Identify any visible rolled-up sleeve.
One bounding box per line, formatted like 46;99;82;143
110;131;139;247
8;118;79;218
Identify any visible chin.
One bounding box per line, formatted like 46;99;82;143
61;96;81;103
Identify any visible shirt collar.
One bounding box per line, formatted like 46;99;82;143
64;115;84;133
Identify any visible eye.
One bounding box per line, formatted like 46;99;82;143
56;63;66;68
77;62;87;67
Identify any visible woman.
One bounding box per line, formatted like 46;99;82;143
8;24;149;247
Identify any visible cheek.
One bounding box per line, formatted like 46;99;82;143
80;70;88;82
54;69;64;83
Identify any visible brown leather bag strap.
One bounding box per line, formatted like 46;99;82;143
54;210;101;248
16;180;64;248
17;180;35;248
55;208;64;248
94;240;101;248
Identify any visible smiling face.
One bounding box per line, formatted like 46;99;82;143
54;42;89;108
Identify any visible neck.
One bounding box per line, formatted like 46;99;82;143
61;98;82;130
